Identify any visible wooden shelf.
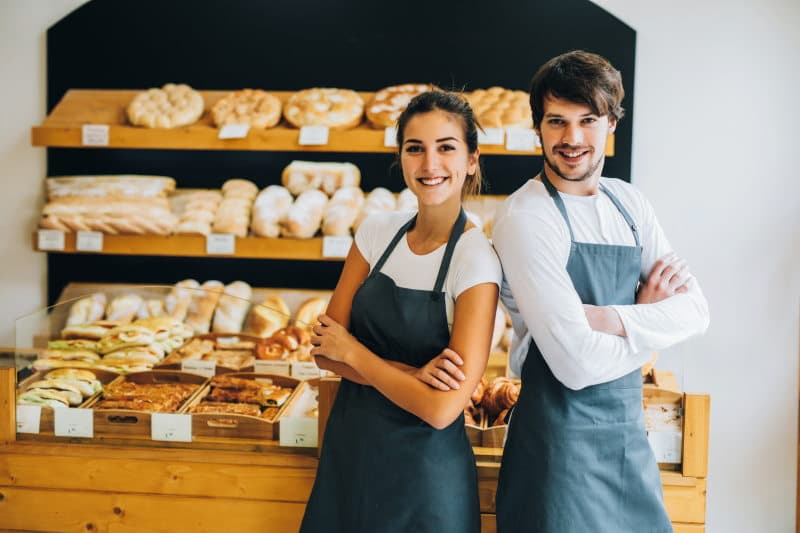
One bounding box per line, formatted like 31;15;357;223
32;89;614;156
32;232;340;261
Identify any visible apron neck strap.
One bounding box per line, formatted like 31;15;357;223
598;184;641;247
433;208;468;293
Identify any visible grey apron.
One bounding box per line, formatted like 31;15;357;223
496;174;672;533
301;209;480;533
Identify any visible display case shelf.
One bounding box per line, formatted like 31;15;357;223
32;89;615;156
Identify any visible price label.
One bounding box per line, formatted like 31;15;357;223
181;360;216;377
37;229;65;251
298;126;330;146
291;361;322;380
76;230;103;252
206;233;236;255
16;405;42;434
505;128;537;151
254;360;292;377
647;431;682;463
383;127;398;147
280;417;318;447
151;413;192;442
322;236;352;258
81;124;110;146
218;124;250;139
54;407;93;438
478;127;505;145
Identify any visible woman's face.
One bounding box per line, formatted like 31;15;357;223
400;110;478;208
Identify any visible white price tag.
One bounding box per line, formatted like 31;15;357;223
280;417;318;447
54;407;94;438
291;361;322;380
478;127;505;145
218;124;250;139
298;126;330;146
151;412;192;442
383;127;398;147
181;359;216;377
205;233;236;255
254;360;292;377
505;128;537;151
322;236;352;258
76;230;103;252
82;124;110;146
647;431;683;463
37;229;65;251
16;405;42;434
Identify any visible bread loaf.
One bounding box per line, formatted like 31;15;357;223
251;186;293;238
165;279;200;321
66;293;107;326
243;295;290;338
211;281;253;334
294;297;329;327
184;280;224;334
280;189;328;238
281;161;361;196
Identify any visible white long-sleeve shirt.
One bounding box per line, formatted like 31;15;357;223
492;177;710;390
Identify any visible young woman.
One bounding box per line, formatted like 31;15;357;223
299;91;501;533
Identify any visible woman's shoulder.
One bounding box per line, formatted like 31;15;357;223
453;228;501;271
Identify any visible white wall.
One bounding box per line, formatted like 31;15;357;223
592;1;800;531
0;0;89;345
0;1;798;531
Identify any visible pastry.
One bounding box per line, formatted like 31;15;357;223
481;377;521;418
47;339;99;352
211;281;253;334
61;320;123;340
66;293;106;326
96;325;156;354
211;89;281;129
105;294;144;323
322;187;364;236
251;186;294;238
243;294;290;338
136;299;165;319
466;87;533;129
471;376;488;406
165;279;200;321
184;280;224;334
190;401;261;417
366;83;434;128
283;88;364;129
294;297;328;328
281;160;361;196
127;83;204;129
280;189;328;238
353;187;397;231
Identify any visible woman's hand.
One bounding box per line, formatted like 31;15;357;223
310;314;361;365
414;348;467;391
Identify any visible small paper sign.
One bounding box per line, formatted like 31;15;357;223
322;236;352;258
206;233;236;255
16;405;42;434
37;229;65;251
383;127;398;147
181;360;216;378
298;126;330;146
151;413;192;442
478;127;505;145
54;407;94;438
82;124;110;146
291;361;322;380
505;128;537;151
218;124;250;139
647;431;683;463
254;360;292;377
280;417;318;447
76;231;103;252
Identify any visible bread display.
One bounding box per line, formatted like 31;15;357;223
127;83;204;129
212;180;257;237
165;279;201;320
466;87;533;129
283;88;364;129
255;326;313;363
105;293;144;323
17;368;102;408
95;380;199;412
66;293;107;326
173;190;223;236
322;186;364;236
211;281;253;333
184;280;224;334
281;160;361;196
38;175;178;235
251;186;294;238
211;89;282;129
280;189;328;238
366;83;434;128
243;294;290;338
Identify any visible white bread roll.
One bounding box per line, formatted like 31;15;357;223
252;186;294;238
211;281;253;333
165;279;200;321
66;293;107;326
281;161;361;196
105;294;144;323
184;280;224;334
280;189;328;238
294;297;329;328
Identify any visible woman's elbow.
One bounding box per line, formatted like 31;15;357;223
422;405;464;430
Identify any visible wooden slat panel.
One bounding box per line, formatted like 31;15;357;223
682;394;710;478
480;513;496;533
0;453;314;501
0;368;15;443
0;486;305;533
32;89;607;156
477;461;500;513
673;524;705;533
663;477;706;524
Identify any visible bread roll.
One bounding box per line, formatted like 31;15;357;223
243;295;290;338
251;186;294;238
136;298;165;319
66;293;107;326
105;294;144;323
211;281;253;333
280;189;328;238
322;202;360;236
294;297;329;327
281;161;361;196
165;279;200;321
184;280;224;334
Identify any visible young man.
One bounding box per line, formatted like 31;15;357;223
493;50;710;532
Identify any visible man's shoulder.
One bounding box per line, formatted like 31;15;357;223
497;179;552;219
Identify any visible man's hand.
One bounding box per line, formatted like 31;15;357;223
637;252;691;304
414;348;466;391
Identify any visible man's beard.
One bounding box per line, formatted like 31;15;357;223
542;150;604;182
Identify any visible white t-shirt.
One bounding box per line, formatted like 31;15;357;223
355;211;502;330
492;177;710;389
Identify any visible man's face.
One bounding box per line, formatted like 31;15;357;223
537;94;616;183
